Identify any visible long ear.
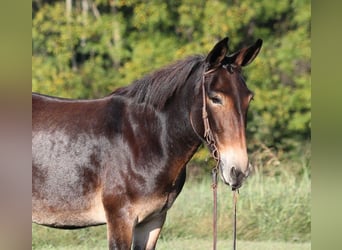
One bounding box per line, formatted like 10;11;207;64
228;39;263;67
205;37;229;68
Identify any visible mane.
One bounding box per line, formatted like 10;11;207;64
112;55;205;110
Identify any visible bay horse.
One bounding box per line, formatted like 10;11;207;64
32;37;262;249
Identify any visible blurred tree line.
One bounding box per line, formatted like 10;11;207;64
32;0;310;152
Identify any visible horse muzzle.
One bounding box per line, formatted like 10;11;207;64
219;157;251;190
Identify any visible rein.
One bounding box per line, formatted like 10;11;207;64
201;67;239;250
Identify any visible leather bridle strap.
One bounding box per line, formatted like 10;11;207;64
201;68;220;162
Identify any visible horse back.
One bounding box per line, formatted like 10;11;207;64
32;93;127;227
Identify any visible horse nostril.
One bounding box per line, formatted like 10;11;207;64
230;166;246;180
228;166;247;190
230;166;237;177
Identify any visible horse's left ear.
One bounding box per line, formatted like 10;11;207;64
228;39;263;67
206;37;229;68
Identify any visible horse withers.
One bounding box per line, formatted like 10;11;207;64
32;37;262;249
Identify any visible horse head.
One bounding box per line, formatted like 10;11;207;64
191;37;262;190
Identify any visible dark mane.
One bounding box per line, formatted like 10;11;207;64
112;55;205;110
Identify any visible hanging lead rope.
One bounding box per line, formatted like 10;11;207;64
233;190;239;250
211;167;218;250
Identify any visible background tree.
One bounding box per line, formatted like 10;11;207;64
32;0;311;153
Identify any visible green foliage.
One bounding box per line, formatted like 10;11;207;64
32;0;311;150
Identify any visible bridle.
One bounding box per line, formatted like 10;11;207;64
200;65;239;250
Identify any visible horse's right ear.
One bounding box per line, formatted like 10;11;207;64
206;37;229;68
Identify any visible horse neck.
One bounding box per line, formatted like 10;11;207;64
151;83;204;190
162;87;202;161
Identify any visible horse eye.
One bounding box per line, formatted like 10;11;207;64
210;96;222;105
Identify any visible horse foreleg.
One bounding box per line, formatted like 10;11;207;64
132;212;167;250
106;212;134;250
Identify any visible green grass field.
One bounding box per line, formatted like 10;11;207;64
32;160;310;249
32;224;311;249
32;233;311;250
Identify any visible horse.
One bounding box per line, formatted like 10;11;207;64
32;37;262;249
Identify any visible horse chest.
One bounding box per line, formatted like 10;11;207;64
133;170;186;224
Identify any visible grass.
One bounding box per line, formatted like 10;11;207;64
32;147;311;249
32;235;311;250
161;167;310;243
157;238;311;250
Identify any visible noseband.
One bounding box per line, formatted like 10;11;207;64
199;66;239;250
